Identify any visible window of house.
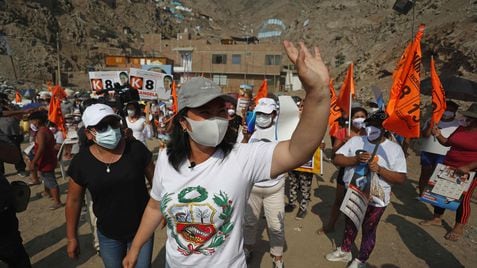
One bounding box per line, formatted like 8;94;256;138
232;54;241;64
212;54;227;64
265;55;282;65
212;74;227;86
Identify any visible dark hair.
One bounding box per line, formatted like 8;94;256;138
446;100;459;112
167;109;235;171
28;110;48;124
80;98;99;114
126;101;141;116
351;107;368;118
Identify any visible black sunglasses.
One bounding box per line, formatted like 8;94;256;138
90;118;121;133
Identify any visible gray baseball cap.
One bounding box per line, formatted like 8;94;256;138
178;77;227;111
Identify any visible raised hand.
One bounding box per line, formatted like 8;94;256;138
283;41;329;95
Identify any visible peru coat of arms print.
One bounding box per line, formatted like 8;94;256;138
161;186;234;255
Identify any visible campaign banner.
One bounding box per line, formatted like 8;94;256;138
420;163;475;211
129;68;173;100
88;71;129;93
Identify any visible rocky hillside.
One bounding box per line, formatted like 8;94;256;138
0;0;476;102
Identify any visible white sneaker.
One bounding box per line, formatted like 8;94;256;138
347;258;366;268
325;247;352;262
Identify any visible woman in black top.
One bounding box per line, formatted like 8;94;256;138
65;103;155;268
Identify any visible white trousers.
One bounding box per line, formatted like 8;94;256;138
243;179;285;256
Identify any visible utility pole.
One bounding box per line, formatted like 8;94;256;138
56;32;61;86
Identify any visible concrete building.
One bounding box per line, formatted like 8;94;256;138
143;33;287;93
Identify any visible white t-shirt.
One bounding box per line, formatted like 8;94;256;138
126;116;146;143
248;125;283;187
150;142;277;268
420;119;459;155
336;136;407;207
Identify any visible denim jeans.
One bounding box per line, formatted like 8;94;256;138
97;230;153;268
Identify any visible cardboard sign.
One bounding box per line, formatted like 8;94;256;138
295;149;322;174
88;71;129;93
129;68;173;100
419;163;475;211
276;95;299;141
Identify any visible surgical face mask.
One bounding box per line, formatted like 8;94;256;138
441;111;455;120
185;117;229;147
352;118;366;129
127;109;135;117
30;123;38;132
92;125;122;149
365;126;382;141
255;113;273;128
227;109;235;116
458;117;472;127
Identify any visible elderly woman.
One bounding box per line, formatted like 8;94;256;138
122;41;330;268
420;103;477;241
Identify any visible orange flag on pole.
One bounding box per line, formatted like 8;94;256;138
15;91;22;103
328;79;342;137
48;85;67;136
336;63;355;117
171;80;178;113
383;24;425;138
430;56;446;127
253;79;268;105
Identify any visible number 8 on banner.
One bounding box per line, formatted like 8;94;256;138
144;79;155;90
130;76;144;90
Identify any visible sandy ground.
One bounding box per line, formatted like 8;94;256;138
2;138;477;268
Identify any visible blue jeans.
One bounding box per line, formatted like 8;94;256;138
97;230;153;268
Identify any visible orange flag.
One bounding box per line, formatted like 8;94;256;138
171;80;178;113
383;24;425;138
430;56;446;127
15;91;22;103
48;85;67;136
328;80;342;137
336;63;355;117
253;79;268;105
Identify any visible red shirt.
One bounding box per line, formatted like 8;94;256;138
444;126;477;169
34;127;57;172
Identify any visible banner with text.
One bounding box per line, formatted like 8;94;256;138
88;71;129;93
129;68;173;100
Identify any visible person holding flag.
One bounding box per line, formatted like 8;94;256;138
326;111;406;268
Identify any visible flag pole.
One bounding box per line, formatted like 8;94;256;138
348;88;352;136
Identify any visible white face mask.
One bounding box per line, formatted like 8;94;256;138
352;118;366;129
370;108;379;113
185;117;229;147
255;113;273;128
441;111;455;120
365;126;382;141
127;110;135;117
458;117;472;127
30;123;38;132
227;109;235;116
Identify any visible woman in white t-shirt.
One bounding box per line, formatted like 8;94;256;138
123;41;331;268
125;102;147;144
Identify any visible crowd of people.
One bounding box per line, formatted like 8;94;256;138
0;41;476;268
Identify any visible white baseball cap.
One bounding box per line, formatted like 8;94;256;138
254;98;277;114
82;103;121;128
178;77;227;111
